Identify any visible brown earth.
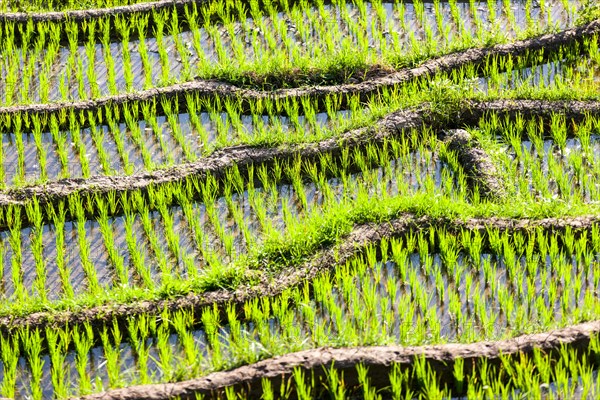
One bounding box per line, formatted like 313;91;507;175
73;320;600;399
456;99;600;126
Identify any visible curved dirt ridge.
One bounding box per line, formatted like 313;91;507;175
443;129;506;199
75;320;600;399
0;107;425;209
457;99;600;124
1;19;599;123
1;213;598;333
0;99;597;214
0;107;425;233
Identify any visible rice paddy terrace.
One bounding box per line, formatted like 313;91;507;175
0;0;600;398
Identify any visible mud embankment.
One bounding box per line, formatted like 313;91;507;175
1;18;599;127
1;213;598;333
74;320;600;399
442;129;506;199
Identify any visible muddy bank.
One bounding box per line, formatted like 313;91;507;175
1;18;599;129
0;99;598;229
0;107;427;226
1;213;598;334
0;0;517;23
0;0;312;45
457;99;600;126
442;129;506;200
74;320;600;399
0;0;207;23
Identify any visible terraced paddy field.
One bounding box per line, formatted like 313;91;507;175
1;0;600;398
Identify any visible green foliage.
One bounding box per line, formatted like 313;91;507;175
0;0;597;398
578;1;600;24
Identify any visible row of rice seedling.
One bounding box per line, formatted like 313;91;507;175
4;0;578;49
0;93;367;186
0;128;464;317
0;0;580;105
4;98;599;324
106;340;600;399
471;36;600;99
1;23;596;163
0;36;597;188
476;110;600;203
401;30;600;102
0;227;599;397
0;75;594;303
257;348;600;400
0;100;596;311
2;0;599;397
142;339;600;399
2;27;596;127
0;0;149;12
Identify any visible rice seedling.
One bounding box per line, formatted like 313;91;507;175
0;42;596;188
1;0;600;398
476;110;600;204
0;129;466;319
0;0;585;106
0;226;598;396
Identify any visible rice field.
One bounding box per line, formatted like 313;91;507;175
0;0;599;398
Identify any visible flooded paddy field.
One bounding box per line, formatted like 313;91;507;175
0;0;599;398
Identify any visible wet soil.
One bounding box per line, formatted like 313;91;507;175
456;99;600;127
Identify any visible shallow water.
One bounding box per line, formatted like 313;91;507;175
2;236;599;398
1;52;593;187
0;144;455;302
500;133;600;202
0;109;342;186
0;0;581;105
